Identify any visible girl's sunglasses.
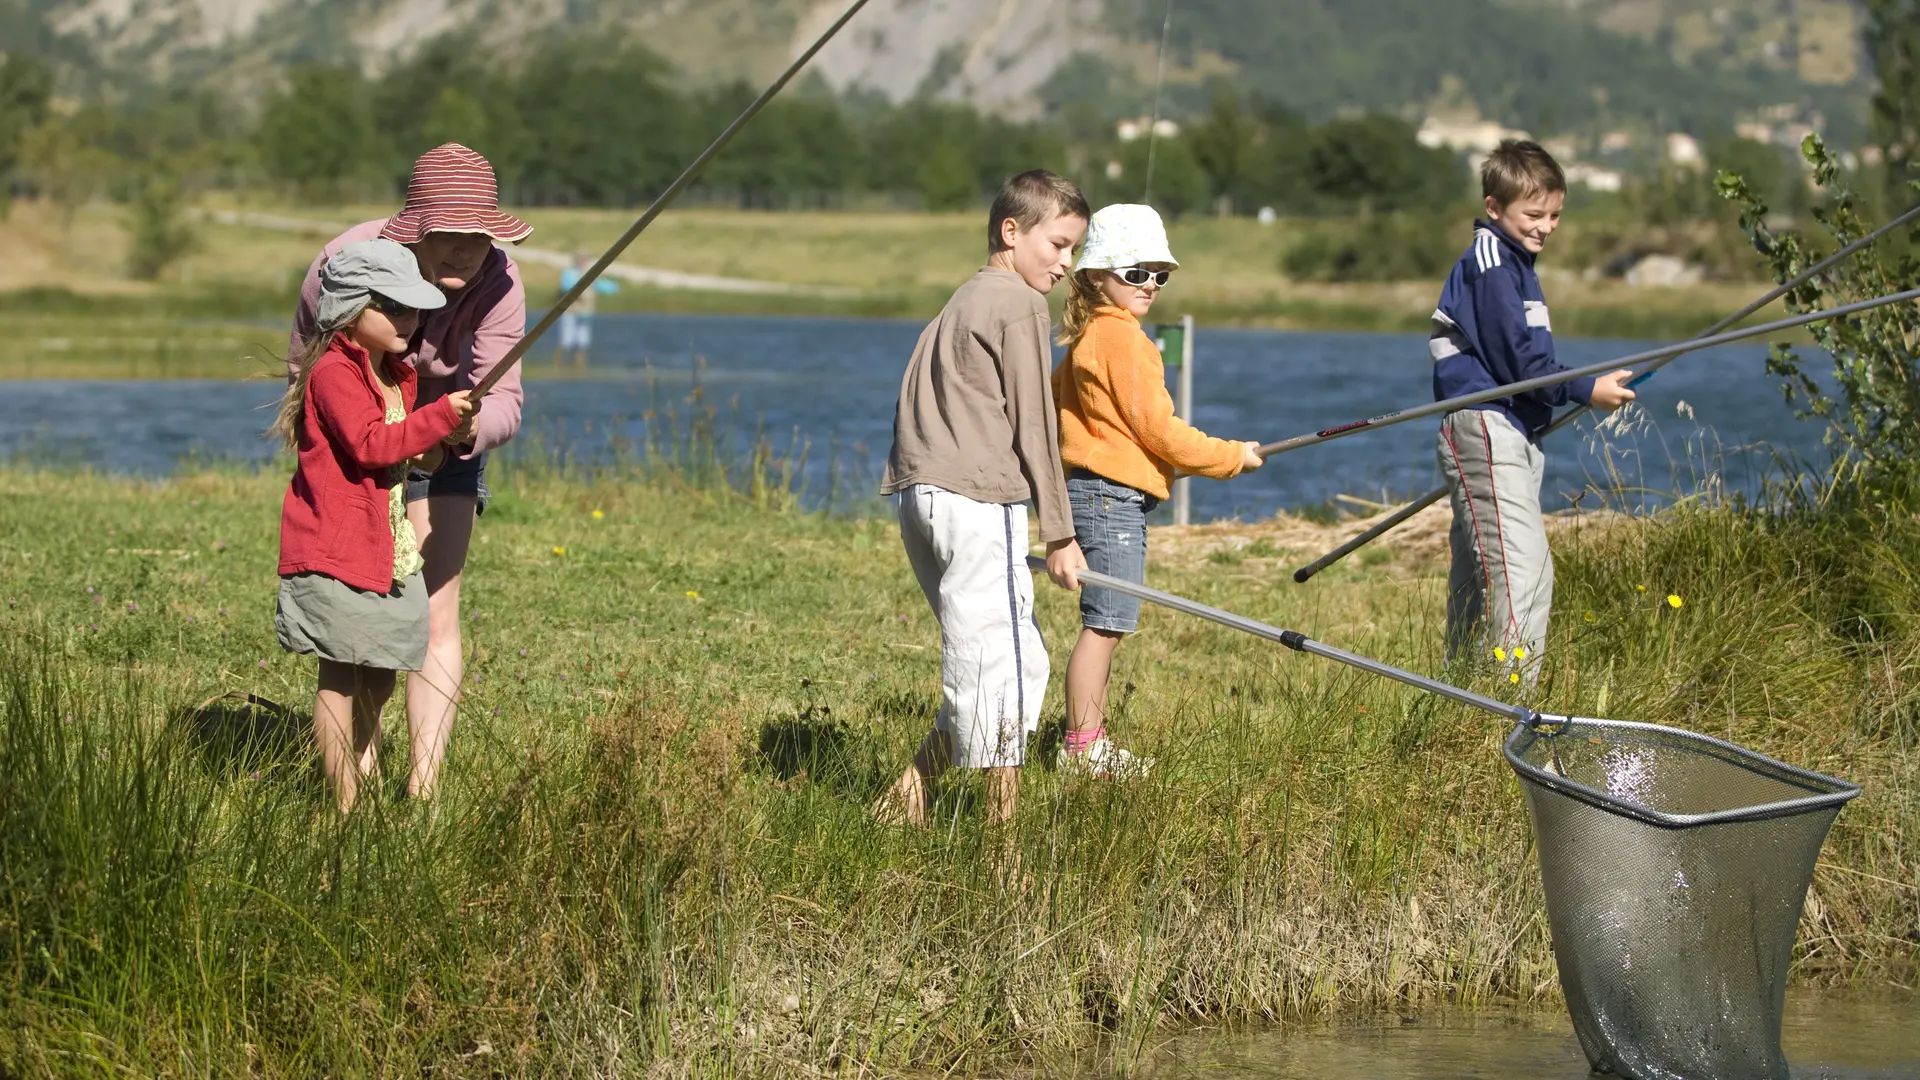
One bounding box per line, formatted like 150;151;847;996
1112;266;1173;287
368;293;422;320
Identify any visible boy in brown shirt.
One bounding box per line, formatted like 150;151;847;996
876;170;1090;825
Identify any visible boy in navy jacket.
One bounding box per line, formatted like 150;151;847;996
1431;140;1635;675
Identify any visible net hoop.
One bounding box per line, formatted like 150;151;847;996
1505;717;1861;829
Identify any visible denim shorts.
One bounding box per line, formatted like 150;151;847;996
1068;472;1157;634
405;450;490;515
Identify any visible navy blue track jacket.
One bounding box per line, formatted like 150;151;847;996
1429;221;1594;441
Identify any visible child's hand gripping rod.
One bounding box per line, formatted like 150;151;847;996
1290;203;1920;584
1024;556;1540;727
468;0;873;401
1251;285;1920;464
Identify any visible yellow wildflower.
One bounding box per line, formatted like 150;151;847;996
592;509;605;520
1583;611;1597;624
1493;647;1507;662
1509;672;1521;684
686;590;701;600
552;546;566;556
1636;584;1647;593
1667;594;1683;609
1514;646;1528;660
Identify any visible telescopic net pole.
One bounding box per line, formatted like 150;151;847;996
1289;202;1920;583
1023;556;1537;726
472;0;874;400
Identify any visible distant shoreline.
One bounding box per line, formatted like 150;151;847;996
1;203;1796;380
0;288;1794;383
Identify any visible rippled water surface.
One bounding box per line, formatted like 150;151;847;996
1143;994;1918;1078
0;313;1834;519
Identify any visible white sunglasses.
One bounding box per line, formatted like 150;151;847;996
1110;266;1173;287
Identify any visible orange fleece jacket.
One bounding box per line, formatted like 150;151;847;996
1054;306;1247;501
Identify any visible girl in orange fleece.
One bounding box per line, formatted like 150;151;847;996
1053;204;1264;777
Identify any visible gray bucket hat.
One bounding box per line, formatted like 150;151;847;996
316;238;448;332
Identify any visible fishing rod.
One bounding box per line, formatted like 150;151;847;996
472;0;874;399
1289;203;1920;583
1249;286;1920;464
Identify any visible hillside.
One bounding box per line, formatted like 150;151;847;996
1509;0;1863;85
1106;0;1864;137
8;0;1871;137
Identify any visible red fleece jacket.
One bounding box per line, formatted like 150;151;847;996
278;334;460;593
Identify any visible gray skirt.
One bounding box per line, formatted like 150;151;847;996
276;571;430;671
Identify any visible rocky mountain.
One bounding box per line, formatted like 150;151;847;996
9;0;1872;134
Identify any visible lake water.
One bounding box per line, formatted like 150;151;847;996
1144;993;1918;1078
0;313;1834;521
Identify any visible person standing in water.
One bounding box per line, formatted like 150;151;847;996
555;251;619;370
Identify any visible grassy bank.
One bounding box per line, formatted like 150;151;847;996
0;200;1780;380
1;455;1914;1076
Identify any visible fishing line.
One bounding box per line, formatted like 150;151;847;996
1141;0;1175;205
473;0;875;399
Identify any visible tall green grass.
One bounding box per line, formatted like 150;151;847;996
0;452;1914;1075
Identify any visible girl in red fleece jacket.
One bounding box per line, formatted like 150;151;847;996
270;239;476;813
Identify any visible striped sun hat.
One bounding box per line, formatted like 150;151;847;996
379;143;533;245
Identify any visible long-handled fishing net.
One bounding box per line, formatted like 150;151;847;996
1290;202;1920;583
1031;558;1860;1080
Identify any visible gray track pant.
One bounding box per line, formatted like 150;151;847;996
1436;409;1551;672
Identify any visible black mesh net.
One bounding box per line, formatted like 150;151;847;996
1504;718;1859;1080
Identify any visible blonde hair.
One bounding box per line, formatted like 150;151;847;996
269;333;336;452
1481;139;1566;207
1057;269;1107;347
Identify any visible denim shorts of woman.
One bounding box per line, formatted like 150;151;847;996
1068;471;1158;634
405;451;491;513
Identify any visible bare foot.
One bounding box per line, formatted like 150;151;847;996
872;767;928;826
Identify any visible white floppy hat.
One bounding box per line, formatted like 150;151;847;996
1075;203;1179;272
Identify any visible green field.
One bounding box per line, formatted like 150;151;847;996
0;199;1784;380
2;444;1913;1074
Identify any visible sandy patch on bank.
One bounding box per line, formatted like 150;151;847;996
1149;500;1637;576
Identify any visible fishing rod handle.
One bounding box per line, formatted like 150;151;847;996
1291;487;1446;583
1024;556;1534;726
1253;285;1920;459
1286;363;1664;582
472;0;875;400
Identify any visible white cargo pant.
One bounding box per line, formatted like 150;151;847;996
1437;410;1551;673
897;484;1048;769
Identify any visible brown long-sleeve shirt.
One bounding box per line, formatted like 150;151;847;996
880;267;1074;544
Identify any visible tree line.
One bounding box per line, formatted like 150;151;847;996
0;34;1478;222
0;12;1910;286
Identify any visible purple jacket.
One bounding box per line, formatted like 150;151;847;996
290;219;526;458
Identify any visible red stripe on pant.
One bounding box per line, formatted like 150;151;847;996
1475;413;1523;645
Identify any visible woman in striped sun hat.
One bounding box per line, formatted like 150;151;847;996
288;142;532;803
